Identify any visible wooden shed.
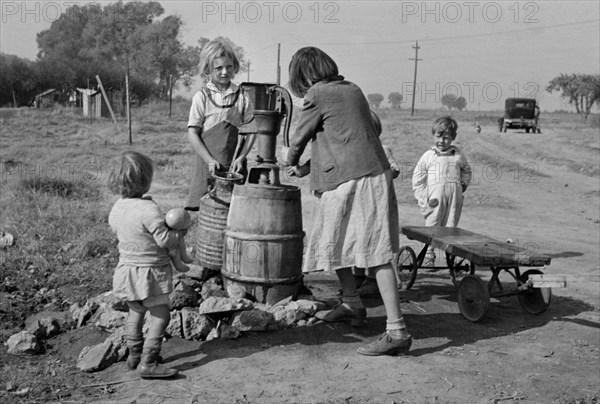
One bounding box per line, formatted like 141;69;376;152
77;88;102;118
76;88;124;119
34;89;58;108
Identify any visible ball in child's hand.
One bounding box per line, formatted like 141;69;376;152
428;198;439;208
165;208;191;230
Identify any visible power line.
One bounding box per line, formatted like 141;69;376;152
286;19;600;47
246;43;277;56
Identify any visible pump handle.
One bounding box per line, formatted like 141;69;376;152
267;85;293;147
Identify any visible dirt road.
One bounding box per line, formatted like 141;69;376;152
82;118;599;404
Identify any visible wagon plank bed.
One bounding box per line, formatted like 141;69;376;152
396;226;561;322
401;226;551;267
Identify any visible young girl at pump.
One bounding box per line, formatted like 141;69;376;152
285;46;412;356
108;151;184;379
185;37;256;211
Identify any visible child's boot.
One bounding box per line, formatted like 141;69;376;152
137;337;178;379
126;335;144;370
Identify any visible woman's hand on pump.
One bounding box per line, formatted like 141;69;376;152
286;162;310;178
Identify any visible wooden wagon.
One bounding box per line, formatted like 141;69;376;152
396;226;566;322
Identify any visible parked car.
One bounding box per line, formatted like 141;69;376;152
498;98;541;133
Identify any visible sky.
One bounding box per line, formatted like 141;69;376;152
1;0;599;111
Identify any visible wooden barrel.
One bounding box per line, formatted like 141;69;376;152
222;184;304;304
196;172;243;269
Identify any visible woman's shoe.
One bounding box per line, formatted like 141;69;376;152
315;303;367;327
356;332;412;356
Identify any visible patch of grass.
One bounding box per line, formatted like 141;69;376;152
1;175;116;330
18;177;100;199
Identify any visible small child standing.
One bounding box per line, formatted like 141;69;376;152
412;116;472;265
186;37;255;211
108;151;184;379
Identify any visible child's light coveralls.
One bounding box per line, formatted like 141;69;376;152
412;145;471;228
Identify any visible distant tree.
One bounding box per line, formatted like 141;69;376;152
388;92;403;109
367;93;384;108
441;94;456;110
441;93;467;110
0;54;38;107
547;73;600;121
455;96;467;111
136;15;203;101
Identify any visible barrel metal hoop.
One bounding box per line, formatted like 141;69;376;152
222;271;303;285
225;231;305;241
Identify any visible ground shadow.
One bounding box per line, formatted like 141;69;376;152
166;321;368;373
104;270;598;375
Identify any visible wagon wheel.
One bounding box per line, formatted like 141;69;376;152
457;275;490;322
395;246;418;290
517;269;552;315
446;253;475;288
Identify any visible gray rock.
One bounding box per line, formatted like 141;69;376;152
69;301;99;328
198;296;253;314
76;338;118;372
25;311;72;338
226;283;247;299
93;308;128;330
218;323;240;339
272;295;294;307
287;300;326;316
231;310;274;332
181;307;214;340
26;317;60;338
272;307;307;328
5;331;40;355
200;277;227;299
91;291;128;312
186;264;219;282
205;320;239;341
166;310;183;338
170;281;199;309
109;327;129;362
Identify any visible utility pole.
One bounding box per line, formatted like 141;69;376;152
168;74;173;118
409;41;422;116
277;43;281;85
125;60;132;144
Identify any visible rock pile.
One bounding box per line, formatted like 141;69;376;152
5;264;325;373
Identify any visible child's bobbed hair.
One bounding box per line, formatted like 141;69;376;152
288;47;339;98
199;37;240;82
432;116;458;138
107;151;154;198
